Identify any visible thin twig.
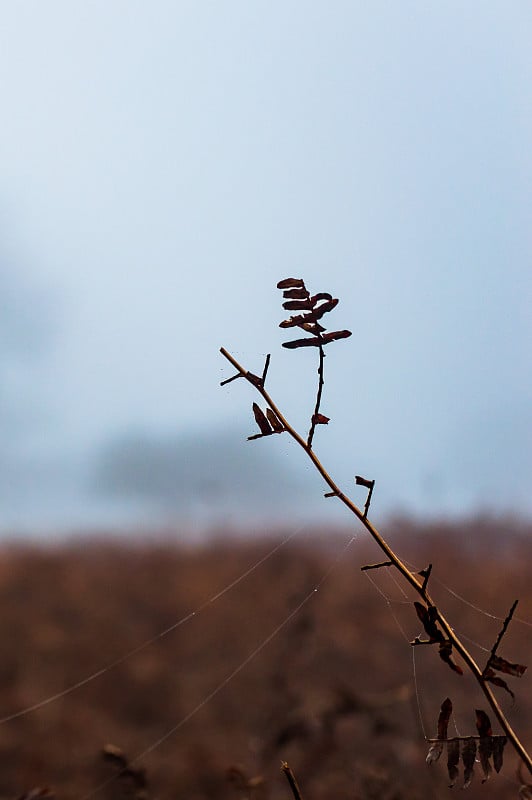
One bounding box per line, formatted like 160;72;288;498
484;600;519;673
281;762;303;800
361;561;393;571
307;343;325;449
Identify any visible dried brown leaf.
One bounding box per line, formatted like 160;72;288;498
476;710;493;782
475;709;493;738
312;413;330;425
426;741;444;765
492;736;507;772
282;299;314;311
266;408;284;432
484;668;515;699
320;329;352;344
439;641;463;675
462;737;477;788
282;288;309;300
426;697;452;765
309;292;333;305
478;737;493;782
252;403;272;436
282;336;322;349
277;278;305;289
311;298;339;320
301;321;326;333
489;654;527;678
414;602;444;643
447;739;460;786
437;697;453;739
279;314;306;329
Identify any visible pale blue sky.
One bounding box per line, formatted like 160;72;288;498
1;2;530;533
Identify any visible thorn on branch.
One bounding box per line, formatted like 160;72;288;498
355;475;375;518
324;490;339;498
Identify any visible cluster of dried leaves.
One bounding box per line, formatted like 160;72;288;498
426;699;507;789
277;278;352;350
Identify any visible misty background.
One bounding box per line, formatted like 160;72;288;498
0;3;530;537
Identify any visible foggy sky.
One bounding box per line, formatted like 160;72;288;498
0;3;530;534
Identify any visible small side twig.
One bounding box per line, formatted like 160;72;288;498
281;762;303;800
361;560;393;571
485;600;519;670
355;475;375;519
419;564;433;594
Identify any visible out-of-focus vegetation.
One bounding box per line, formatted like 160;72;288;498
0;517;530;800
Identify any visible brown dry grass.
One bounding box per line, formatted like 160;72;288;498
0;516;530;800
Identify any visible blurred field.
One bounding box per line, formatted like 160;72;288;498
0;517;530;800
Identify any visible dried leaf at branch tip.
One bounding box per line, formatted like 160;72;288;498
439;640;464;674
310;298;339;320
277;278;305;289
355;475;374;489
252;403;272;436
282;288;309;299
320;329;352;344
282;336;322;349
488;654;527;677
462;738;477;788
492;736;507;772
282;299;314;311
312;413;330;425
266;408;284;432
484;668;515;699
447;739;460;786
310;292;333;304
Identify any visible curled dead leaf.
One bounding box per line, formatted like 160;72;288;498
439;640;463;675
277;278;305;289
488;654;527;678
447;739;460;786
320;329;352;344
491;736;507;773
266;408;284;432
462;738;477;788
282;288;309;300
282;299;314;311
484;668;515;699
252;403;272;436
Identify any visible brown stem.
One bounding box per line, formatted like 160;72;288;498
281;762;303;800
307;343;325;448
219;346;532;776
